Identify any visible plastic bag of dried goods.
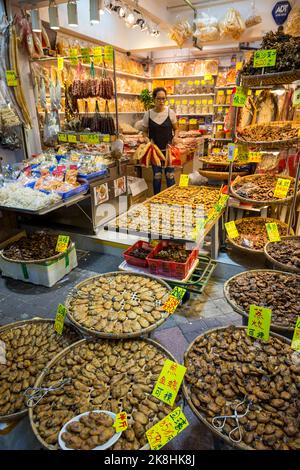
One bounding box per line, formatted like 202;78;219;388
219;8;245;40
194;12;220;42
168;19;192;48
245;1;262;28
284;6;300;37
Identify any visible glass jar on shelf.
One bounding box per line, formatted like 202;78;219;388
188;99;195;114
216;90;226;105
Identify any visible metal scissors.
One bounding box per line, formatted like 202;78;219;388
24;378;71;408
212;397;251;443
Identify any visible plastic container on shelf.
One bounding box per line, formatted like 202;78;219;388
123;241;153;268
146;242;199;280
56;183;89;200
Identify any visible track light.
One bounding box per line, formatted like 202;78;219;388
90;0;100;24
31;9;41;32
49;1;60;30
67;0;78;27
118;5;126;17
125;9;136;26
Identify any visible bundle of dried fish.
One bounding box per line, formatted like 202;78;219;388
255;90;278;125
265;237;300;272
30;338;179;449
238;95;255;130
185;326;300;450
0;320;79;419
66;273;170;337
226;271;300;329
231;174;297;203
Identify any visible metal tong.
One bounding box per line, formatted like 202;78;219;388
24;378;71;408
212;397;251;443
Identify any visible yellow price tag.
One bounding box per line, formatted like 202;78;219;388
189;119;197;124
187;80;193;85
6;70;18;86
204;74;212;81
201;80;206;85
196;100;201;105
104;45;114;63
179;118;186;124
169;99;175;104
88;134;100;144
182;100;188;105
236;61;243;71
58;133;68;142
162;295;180;314
57;57;64;71
67;134;77;143
70;48;78;66
233;86;248;107
273;178;291;199
103;135;110;143
152;359;186;407
247;305;272;342
79;134;89;143
225;221;239;239
194;80;200;85
56;235;70;253
176;100;181;105
54;304;67;335
175;80;180;85
208;99;213;104
113;412;128;432
146;407;189;451
265;223;281;242
202;99;208;105
218;90;224;96
248;151;262;163
93;46;103;65
189;100;195;105
217;107;223;112
171;286;187;301
255;89;263;96
81;47;90;64
179;174;189;187
291;317;300;351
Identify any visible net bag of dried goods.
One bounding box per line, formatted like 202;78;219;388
168;19;193;48
219;8;245;40
194;12;220;42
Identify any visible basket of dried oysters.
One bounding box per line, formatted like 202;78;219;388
224;270;300;334
0;319;80;422
183;326;300;450
64;272;171;338
29;338;181;450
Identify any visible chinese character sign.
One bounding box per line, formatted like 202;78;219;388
56;235;70;253
253;49;277;68
265;223;281;243
171;286;186;301
291;317;300;351
146;407;189;450
152;359;186;406
54;304;67;335
247;305;272;342
273;178;291;199
163;295;180;315
113;411;128;432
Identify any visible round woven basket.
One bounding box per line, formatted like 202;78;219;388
223;270;300;335
241;70;300;87
199;158;249;168
64;272;172;339
182;325;291;451
29;337;179;450
0;237;72;265
227;217;293;256
0;318;80;423
230;174;299;206
264;236;300;274
199;169;249;180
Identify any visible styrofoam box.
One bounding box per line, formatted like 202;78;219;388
0;243;78;287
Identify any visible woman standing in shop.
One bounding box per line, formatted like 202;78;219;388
142;87;179;195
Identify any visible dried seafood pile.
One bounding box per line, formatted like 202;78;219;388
31;339;179;449
72;78;114;100
185;326;300;450
238;123;298;142
228;217;289;251
66;273;170;336
149;185;219;210
232;174;296;202
61;412;115;450
226;271;299;329
0;321;78;418
2;233;63;262
266;238;300;271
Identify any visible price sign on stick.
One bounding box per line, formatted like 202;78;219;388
232;86;247;107
247;305;272;342
70;48;78;66
227;144;237;162
152;359;186;406
146;407;188;451
56;235;70;253
291;317;300;351
274;178;291;199
81;47;90;64
248;151;262;163
93;46;103;65
225;221;239;239
253;49;277;68
57;57;64;71
54;304;67;335
266;223;281;242
179;174;189;187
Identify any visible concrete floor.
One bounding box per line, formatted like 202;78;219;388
0;249;242;450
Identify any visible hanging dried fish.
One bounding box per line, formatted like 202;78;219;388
255;90;278;125
238;95;255;130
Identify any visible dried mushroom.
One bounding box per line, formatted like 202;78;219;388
185;326;300;450
232;174;297;202
0;321;78;418
228;217;290;251
266;238;300;272
66;273;170;336
62;412;115;450
2;232;65;261
227;270;300;329
31;339;179;449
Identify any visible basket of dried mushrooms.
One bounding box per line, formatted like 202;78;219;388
29;337;181;450
226;217;293;256
183;325;300;450
230;174;298;206
0;319;80;423
64;272;171;339
224;270;300;334
264;236;300;274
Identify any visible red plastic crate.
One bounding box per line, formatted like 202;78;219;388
146;241;199;280
123;241;153;268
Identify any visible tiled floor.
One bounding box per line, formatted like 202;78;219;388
0;249;241;450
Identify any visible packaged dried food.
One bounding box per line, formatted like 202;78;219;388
219;8;245;40
194;12;220;42
168;19;192;48
284;6;300;37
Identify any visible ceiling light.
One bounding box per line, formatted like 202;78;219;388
67;0;78;27
125;9;136;25
49;1;60;30
99;0;105;15
151;27;160;37
31;9;41;32
90;0;100;24
118;5;126;18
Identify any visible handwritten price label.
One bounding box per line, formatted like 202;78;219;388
68;134;77;143
273;178;291;199
6;70;17;86
232;86;248;107
247;305;272;342
152;360;186;407
58;133;68;142
146;407;189;451
56;235;70;253
291;317;300;351
113;412;128;432
179;174;189;187
253;49;277;68
57;57;64;71
225;221;239;239
54;304;67;335
266;223;281;242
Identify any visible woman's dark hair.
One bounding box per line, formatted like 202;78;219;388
153;87;167;99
